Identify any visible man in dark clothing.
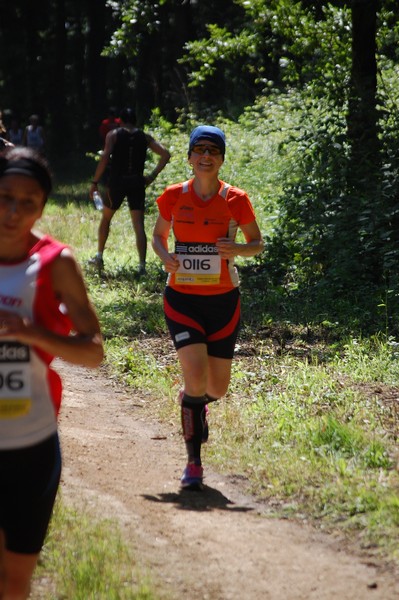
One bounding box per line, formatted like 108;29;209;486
89;107;171;275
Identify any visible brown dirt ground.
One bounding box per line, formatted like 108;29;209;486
32;359;399;600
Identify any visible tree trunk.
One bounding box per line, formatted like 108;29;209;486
347;0;379;175
86;0;107;145
48;0;67;155
346;0;382;282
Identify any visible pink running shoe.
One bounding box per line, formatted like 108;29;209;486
181;463;204;490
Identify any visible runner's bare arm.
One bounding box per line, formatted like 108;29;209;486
216;220;264;259
152;214;180;272
89;129;117;196
0;250;104;368
145;135;171;186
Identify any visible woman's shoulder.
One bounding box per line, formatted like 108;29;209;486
159;179;192;199
219;181;250;201
166;179;192;193
30;233;70;260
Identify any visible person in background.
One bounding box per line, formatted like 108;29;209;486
7;117;23;146
99;106;121;144
0;146;104;598
97;107;122;187
152;125;264;490
89;107;171;276
23;114;45;154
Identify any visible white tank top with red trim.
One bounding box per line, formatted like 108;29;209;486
0;236;72;449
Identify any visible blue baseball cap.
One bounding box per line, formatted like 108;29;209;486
188;125;226;156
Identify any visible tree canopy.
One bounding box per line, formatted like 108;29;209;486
1;0;399;329
1;1;397;150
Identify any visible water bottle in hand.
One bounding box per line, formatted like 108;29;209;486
93;191;103;210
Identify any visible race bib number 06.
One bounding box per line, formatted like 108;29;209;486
0;342;32;419
175;242;221;285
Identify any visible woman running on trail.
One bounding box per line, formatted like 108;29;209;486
0;146;104;598
152;125;264;490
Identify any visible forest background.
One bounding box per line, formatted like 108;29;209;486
1;0;399;328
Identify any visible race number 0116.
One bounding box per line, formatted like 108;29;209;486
182;258;211;271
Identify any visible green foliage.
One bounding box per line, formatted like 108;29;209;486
182;1;351;103
254;69;399;332
36;499;154;598
104;0;250;118
2;0;399;152
311;416;391;469
267;1;351;94
377;2;399;61
105;0;162;60
88;270;166;339
105;338;177;394
205;347;399;557
182;24;258;87
335;336;399;384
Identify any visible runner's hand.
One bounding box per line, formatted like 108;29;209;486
216;237;237;259
163;253;180;273
0;310;32;340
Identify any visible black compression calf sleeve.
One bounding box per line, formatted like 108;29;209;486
181;394;207;464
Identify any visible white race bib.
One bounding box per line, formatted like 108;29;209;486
175;242;221;285
0;342;32;419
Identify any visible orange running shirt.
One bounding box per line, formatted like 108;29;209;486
156;179;257;295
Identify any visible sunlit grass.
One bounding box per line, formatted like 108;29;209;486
334;335;399;384
33;498;155;599
201;352;399;559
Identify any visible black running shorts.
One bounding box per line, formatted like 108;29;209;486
0;433;62;554
163;287;241;359
107;174;146;211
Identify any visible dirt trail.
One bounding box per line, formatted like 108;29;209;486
33;360;399;599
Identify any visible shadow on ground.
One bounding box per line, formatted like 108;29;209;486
142;485;254;513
